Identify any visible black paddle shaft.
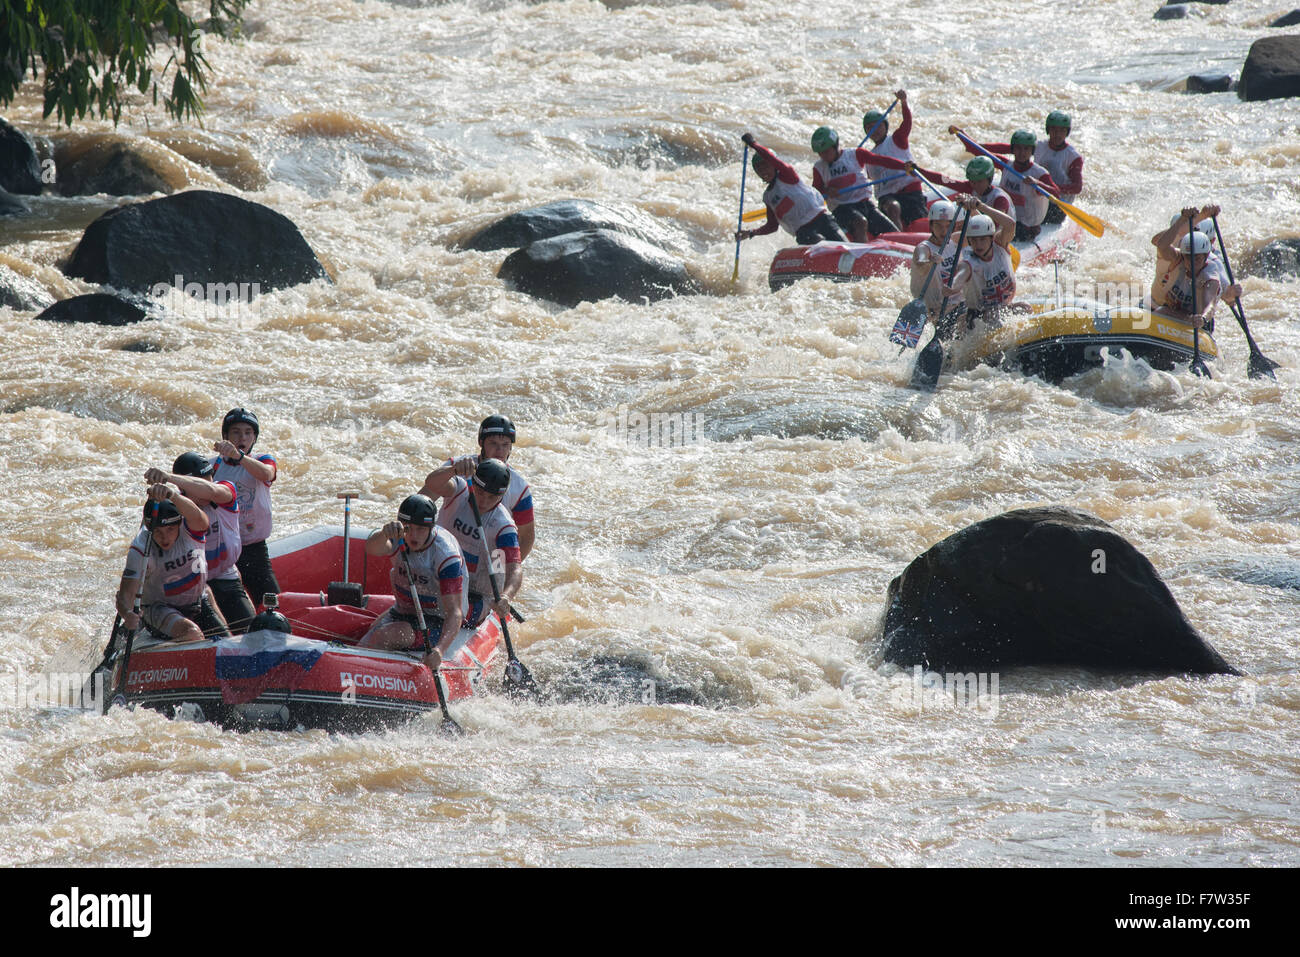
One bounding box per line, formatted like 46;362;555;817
465;487;538;696
1210;216;1279;380
1187;214;1211;378
399;539;461;734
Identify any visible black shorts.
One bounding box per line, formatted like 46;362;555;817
1043;204;1065;225
794;212;847;246
237;539;280;608
832;200;896;238
883;189;929;226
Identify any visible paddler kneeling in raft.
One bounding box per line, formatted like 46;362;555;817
938;196;1018;338
1153;224;1241;332
735;132;847;246
115;483;225;643
809;125;907;240
1149;205;1240;327
358;494;466;671
909;199;962;317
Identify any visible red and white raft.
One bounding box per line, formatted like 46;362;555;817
105;525;502;731
766;218;1084;291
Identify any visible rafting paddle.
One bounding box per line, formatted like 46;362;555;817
911;207;972;389
731;145;749;287
399;539;463;736
1186;213;1212;378
950;127;1106;238
1210;216;1280;381
466;490;539;699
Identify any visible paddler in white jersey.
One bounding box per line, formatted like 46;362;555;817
1149;205;1239;323
734;133;847;246
998;130;1059;241
1154;227;1241;331
909;199;962;316
940;197;1018;337
809;126;904;240
358;494;467;671
860;89;931;230
1038;111;1084;225
212;406;279;606
145;451;254;632
424;458;523;630
423;414;536;563
115;484;224;642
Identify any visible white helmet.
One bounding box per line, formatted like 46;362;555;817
966;214;996;238
928;200;958;222
1179;231;1211;255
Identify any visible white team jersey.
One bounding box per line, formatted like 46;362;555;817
1164;257;1228;315
999;161;1052;227
213;452;276;544
813;149;873;209
866;136;914;198
123;523;208;609
204;480;242;580
959;245;1017;310
1034;141;1081;201
763;176;828;235
390;526;468;617
435;476;522;597
445;455;534;529
912;237;962;310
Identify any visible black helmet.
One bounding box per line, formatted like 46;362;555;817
473;458;511;496
222;407;260;440
478;414;517;444
144;499;182;526
248;609;293;634
172;451;215;478
398;493;438;526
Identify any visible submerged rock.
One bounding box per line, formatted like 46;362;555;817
63;189;330;295
463;198;680;252
880;506;1240;675
498;227;699;307
34;294;148;326
1238;35;1300;102
1153;4;1189;19
1184;73;1234;94
1248;237;1300;279
1271;10;1300;27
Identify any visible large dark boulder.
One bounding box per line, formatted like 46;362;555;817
463;199;680;252
880;506;1240;675
1248;237;1300;279
1238;35;1300;101
63;190;330;295
33;294;148;326
0;118;43;195
0;264;55;312
498;228;700;307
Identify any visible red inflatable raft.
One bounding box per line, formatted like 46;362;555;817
104;525;502;731
766;219;1083;291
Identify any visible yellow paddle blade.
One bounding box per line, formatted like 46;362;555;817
742;207;767;223
1051;195;1105;238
